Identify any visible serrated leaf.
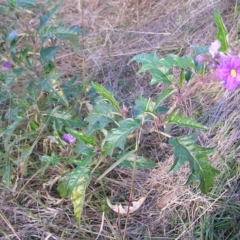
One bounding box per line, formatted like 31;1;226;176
169;134;219;193
155;88;174;109
102;119;140;156
16;0;36;8
214;10;228;51
165;110;207;130
57;167;91;224
91;82;120;109
66;128;96;146
119;153;156;169
40;46;59;66
38;5;59;30
39;25;78;43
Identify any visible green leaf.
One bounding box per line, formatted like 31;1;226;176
165;110;208;130
164;54;195;69
119;153;156;169
96;150;135;182
67;36;81;54
91;82;120;109
45;107;85;131
74;142;95;157
179;68;185;87
4;116;24;150
132;52;173;84
133;97;168;119
40;46;59;66
38;5;59;30
85;101;118;135
214;10;229;51
39;25;78;43
149;66;173;85
155;88;174;109
169;134;220;193
57;167;91;224
39;72;69;107
102;119;140;156
16;0;35;8
8;0;17;8
66;128;96;146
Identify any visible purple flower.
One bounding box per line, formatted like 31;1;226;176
215;56;240;90
209;40;221;57
62;133;76;143
2;61;12;68
195;54;205;63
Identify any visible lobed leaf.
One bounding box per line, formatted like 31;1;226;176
165;110;208;130
38;5;59;30
85;101;118;135
102;119;140;156
91;82;120;109
169;134;219;193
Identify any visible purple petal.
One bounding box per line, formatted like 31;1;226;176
62;133;76;143
209;40;221;57
2;61;12;68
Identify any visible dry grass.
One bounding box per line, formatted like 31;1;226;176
1;0;240;239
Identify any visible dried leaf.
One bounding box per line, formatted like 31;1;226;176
107;195;146;214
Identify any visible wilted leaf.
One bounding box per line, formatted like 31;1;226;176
39;71;69;107
165;110;208;130
57;167;91;224
107;195;146;214
169;134;220;193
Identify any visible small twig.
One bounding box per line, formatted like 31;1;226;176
0;209;21;240
95;212;105;240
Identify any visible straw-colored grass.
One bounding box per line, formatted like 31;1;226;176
0;0;240;239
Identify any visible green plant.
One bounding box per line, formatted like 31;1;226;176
1;1;229;226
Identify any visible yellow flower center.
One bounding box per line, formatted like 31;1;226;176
231;69;237;78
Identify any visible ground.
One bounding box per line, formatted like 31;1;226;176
0;0;240;239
